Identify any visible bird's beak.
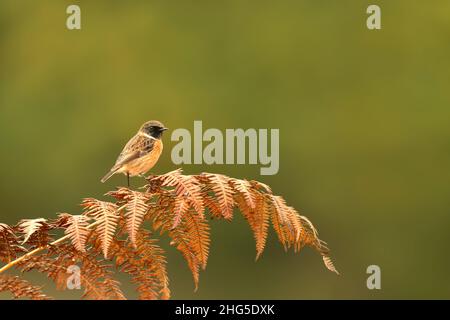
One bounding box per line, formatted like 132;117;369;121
162;127;169;131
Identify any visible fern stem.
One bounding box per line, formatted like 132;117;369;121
0;246;47;274
0;204;126;274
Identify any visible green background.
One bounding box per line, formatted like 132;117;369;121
1;0;450;299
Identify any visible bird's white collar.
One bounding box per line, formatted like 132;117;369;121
140;132;157;141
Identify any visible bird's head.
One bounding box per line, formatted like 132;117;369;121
140;120;168;139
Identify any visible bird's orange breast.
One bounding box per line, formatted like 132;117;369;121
122;139;163;176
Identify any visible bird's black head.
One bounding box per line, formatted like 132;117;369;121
140;120;168;139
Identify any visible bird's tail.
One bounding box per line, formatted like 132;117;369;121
101;170;116;183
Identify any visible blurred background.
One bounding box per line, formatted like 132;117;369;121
1;0;450;299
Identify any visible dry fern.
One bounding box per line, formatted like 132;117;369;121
0;169;338;299
61;214;89;253
81;199;119;259
0;274;51;300
18;218;53;248
0;223;26;263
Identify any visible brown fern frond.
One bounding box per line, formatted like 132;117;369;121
20;243;126;299
135;233;170;300
172;196;191;228
61;214;89;253
0;274;51;300
106;187;132;201
183;210;210;270
114;241;159;299
249;180;272;194
296;215;320;250
269;195;290;226
0;168;338;300
235;192;270;259
296;216;339;274
268;200;288;250
81;198;119;258
117;188;151;245
230;178;257;209
322;253;339;275
111;231;170;300
150;200;206;290
200;173;234;220
147;191;177;231
17;218;53;248
17;218;47;243
169;225;201;291
285;207;303;246
203;194;226;219
52;213;71;228
0;223;26;263
18;250;72;290
79;249;126;300
268;195;297;250
152;169;205;217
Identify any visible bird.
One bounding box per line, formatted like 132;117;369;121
101;120;168;186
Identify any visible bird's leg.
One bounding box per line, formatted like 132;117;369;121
127;172;130;188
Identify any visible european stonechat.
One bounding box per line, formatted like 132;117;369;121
101;120;168;186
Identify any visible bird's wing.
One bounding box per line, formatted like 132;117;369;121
112;134;155;170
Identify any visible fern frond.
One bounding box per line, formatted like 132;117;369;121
18;251;72;290
79;249;126;300
0;168;338;300
0;274;51;300
172;196;191;228
230;178;257;209
120;189;151;246
81;198;119;258
17;218;47;244
61;214;89;253
135;234;170;300
0;223;26;263
285;207;303;247
268;195;297;250
20;243;126;299
201;173;234;220
151;203;206;290
147;191;176;231
296;216;339;274
203;194;225;219
322;254;339;275
235;192;270;259
169;226;201;290
183;210;210;270
152;169;205;217
107;187;151;244
17;218;52;247
249;180;272;194
110;231;170;299
269;195;290;226
268;200;288;250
